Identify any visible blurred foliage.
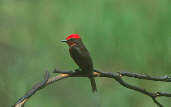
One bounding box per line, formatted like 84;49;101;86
0;0;171;107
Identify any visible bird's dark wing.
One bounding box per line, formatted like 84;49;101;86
69;45;97;93
69;45;93;72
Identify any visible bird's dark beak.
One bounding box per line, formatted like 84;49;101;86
61;40;67;42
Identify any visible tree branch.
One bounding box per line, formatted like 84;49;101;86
117;71;171;82
13;69;171;107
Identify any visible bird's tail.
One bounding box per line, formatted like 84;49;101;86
89;77;97;93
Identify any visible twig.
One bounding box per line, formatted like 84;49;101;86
118;71;171;82
13;69;171;107
13;71;71;107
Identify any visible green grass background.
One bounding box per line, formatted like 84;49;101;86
0;0;171;107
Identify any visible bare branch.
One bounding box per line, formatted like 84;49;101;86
118;71;171;82
13;69;171;107
13;71;71;107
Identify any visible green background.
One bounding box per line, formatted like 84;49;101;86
0;0;171;107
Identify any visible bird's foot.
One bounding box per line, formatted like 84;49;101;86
74;68;83;74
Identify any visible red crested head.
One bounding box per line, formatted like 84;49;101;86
66;34;80;40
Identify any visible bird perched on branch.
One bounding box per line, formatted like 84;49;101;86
61;34;97;92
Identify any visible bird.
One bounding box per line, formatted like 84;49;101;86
61;34;97;92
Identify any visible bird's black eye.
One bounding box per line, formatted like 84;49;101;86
68;38;74;41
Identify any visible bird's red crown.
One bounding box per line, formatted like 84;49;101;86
66;34;80;40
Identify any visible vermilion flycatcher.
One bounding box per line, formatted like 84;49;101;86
61;34;97;92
